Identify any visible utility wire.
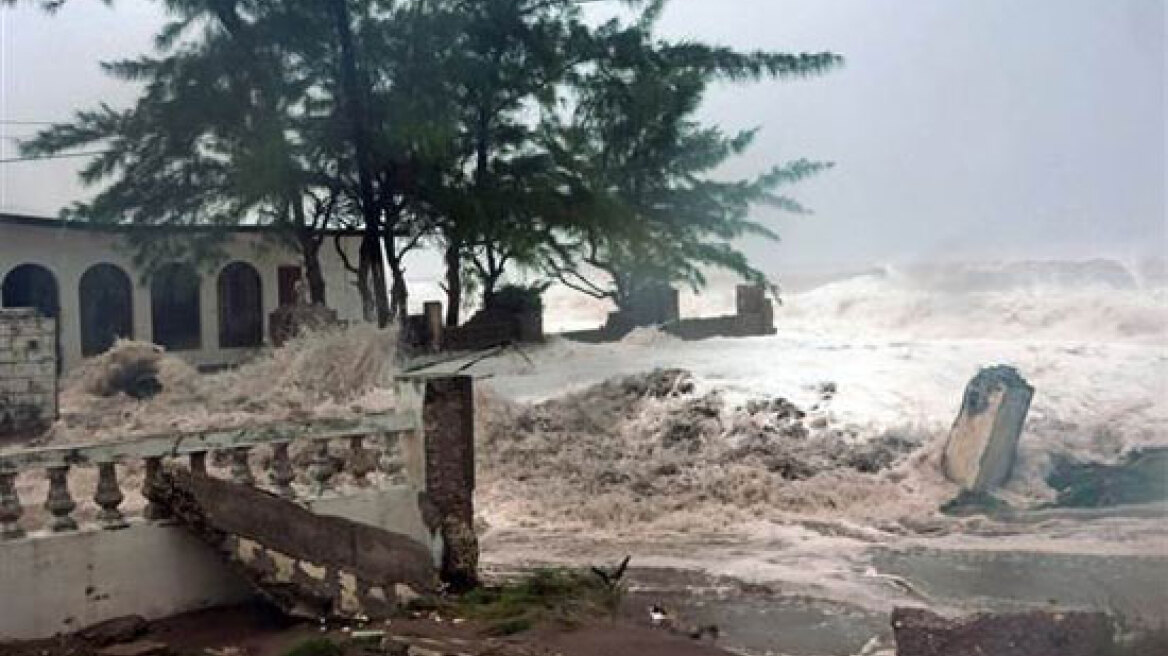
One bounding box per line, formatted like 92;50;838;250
0;119;60;126
0;150;111;164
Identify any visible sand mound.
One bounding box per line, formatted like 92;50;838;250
49;324;399;443
477;369;935;534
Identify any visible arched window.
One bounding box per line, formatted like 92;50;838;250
79;263;134;357
151;263;201;351
217;262;263;348
2;263;59;319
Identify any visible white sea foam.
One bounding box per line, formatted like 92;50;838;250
464;259;1167;569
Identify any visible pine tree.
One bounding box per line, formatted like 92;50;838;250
541;0;840;310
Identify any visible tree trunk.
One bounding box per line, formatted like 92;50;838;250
356;243;375;322
444;239;462;328
387;250;408;321
293;199;327;305
302;237;327;305
330;0;390;326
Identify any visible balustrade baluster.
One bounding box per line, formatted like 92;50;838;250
348;435;372;485
231;447;256;486
270;442;295;498
142;456;170;521
378;433;404;483
309;439;334;495
0;464;24;540
44;465;77;532
189;451;208;475
93;461;128;530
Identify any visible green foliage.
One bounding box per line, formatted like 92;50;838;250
281;637;343;656
21;0;841;318
487;283;549;313
456;568;625;635
541;1;840;309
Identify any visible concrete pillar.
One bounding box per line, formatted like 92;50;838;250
422;375;478;590
423;302;443;352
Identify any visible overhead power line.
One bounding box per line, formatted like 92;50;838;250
0;150;111;164
0;119;61;126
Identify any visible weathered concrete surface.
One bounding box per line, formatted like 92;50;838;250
0;522;254;640
891;607;1113;656
146;466;438;620
423;375;479;590
942;365;1034;491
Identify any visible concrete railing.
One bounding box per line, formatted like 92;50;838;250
0;378;426;540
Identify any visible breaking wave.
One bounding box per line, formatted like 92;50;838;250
776;258;1168;343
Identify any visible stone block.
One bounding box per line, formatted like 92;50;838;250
942;366;1034;491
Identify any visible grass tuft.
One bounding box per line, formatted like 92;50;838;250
455;567;626;636
281;637;344;656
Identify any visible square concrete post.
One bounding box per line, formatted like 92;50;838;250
422;375;478;590
423;302;444;352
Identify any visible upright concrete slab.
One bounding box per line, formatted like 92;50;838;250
942;366;1034;491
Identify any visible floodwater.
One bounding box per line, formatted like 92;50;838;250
574;544;1168;656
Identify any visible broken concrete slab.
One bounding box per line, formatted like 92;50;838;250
146;466;438;620
891;607;1112;656
942;365;1034;491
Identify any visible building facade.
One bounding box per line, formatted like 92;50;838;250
0;214;366;371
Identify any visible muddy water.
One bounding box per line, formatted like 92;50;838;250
869;548;1168;618
622;568;887;655
586;547;1168;656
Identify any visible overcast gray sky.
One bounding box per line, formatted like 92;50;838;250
1;0;1164;275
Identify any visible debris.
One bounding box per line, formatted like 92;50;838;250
942;365;1034;491
145;465;437;620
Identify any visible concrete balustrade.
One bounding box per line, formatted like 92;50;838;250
0;375;482;641
0;378;426;539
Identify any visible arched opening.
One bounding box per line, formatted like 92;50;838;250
2;263;60;319
217;261;263;348
151;263;201;351
79;263;134;357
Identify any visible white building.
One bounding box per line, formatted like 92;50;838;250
0;213;366;371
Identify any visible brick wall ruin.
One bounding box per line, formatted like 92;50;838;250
0;308;57;439
563;284;776;343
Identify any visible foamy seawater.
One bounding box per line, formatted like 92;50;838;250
428;259;1167;655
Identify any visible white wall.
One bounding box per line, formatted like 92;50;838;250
0;222;367;371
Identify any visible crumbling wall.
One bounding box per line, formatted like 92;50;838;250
0;309;57;439
562;284;776;343
402;301;543;353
